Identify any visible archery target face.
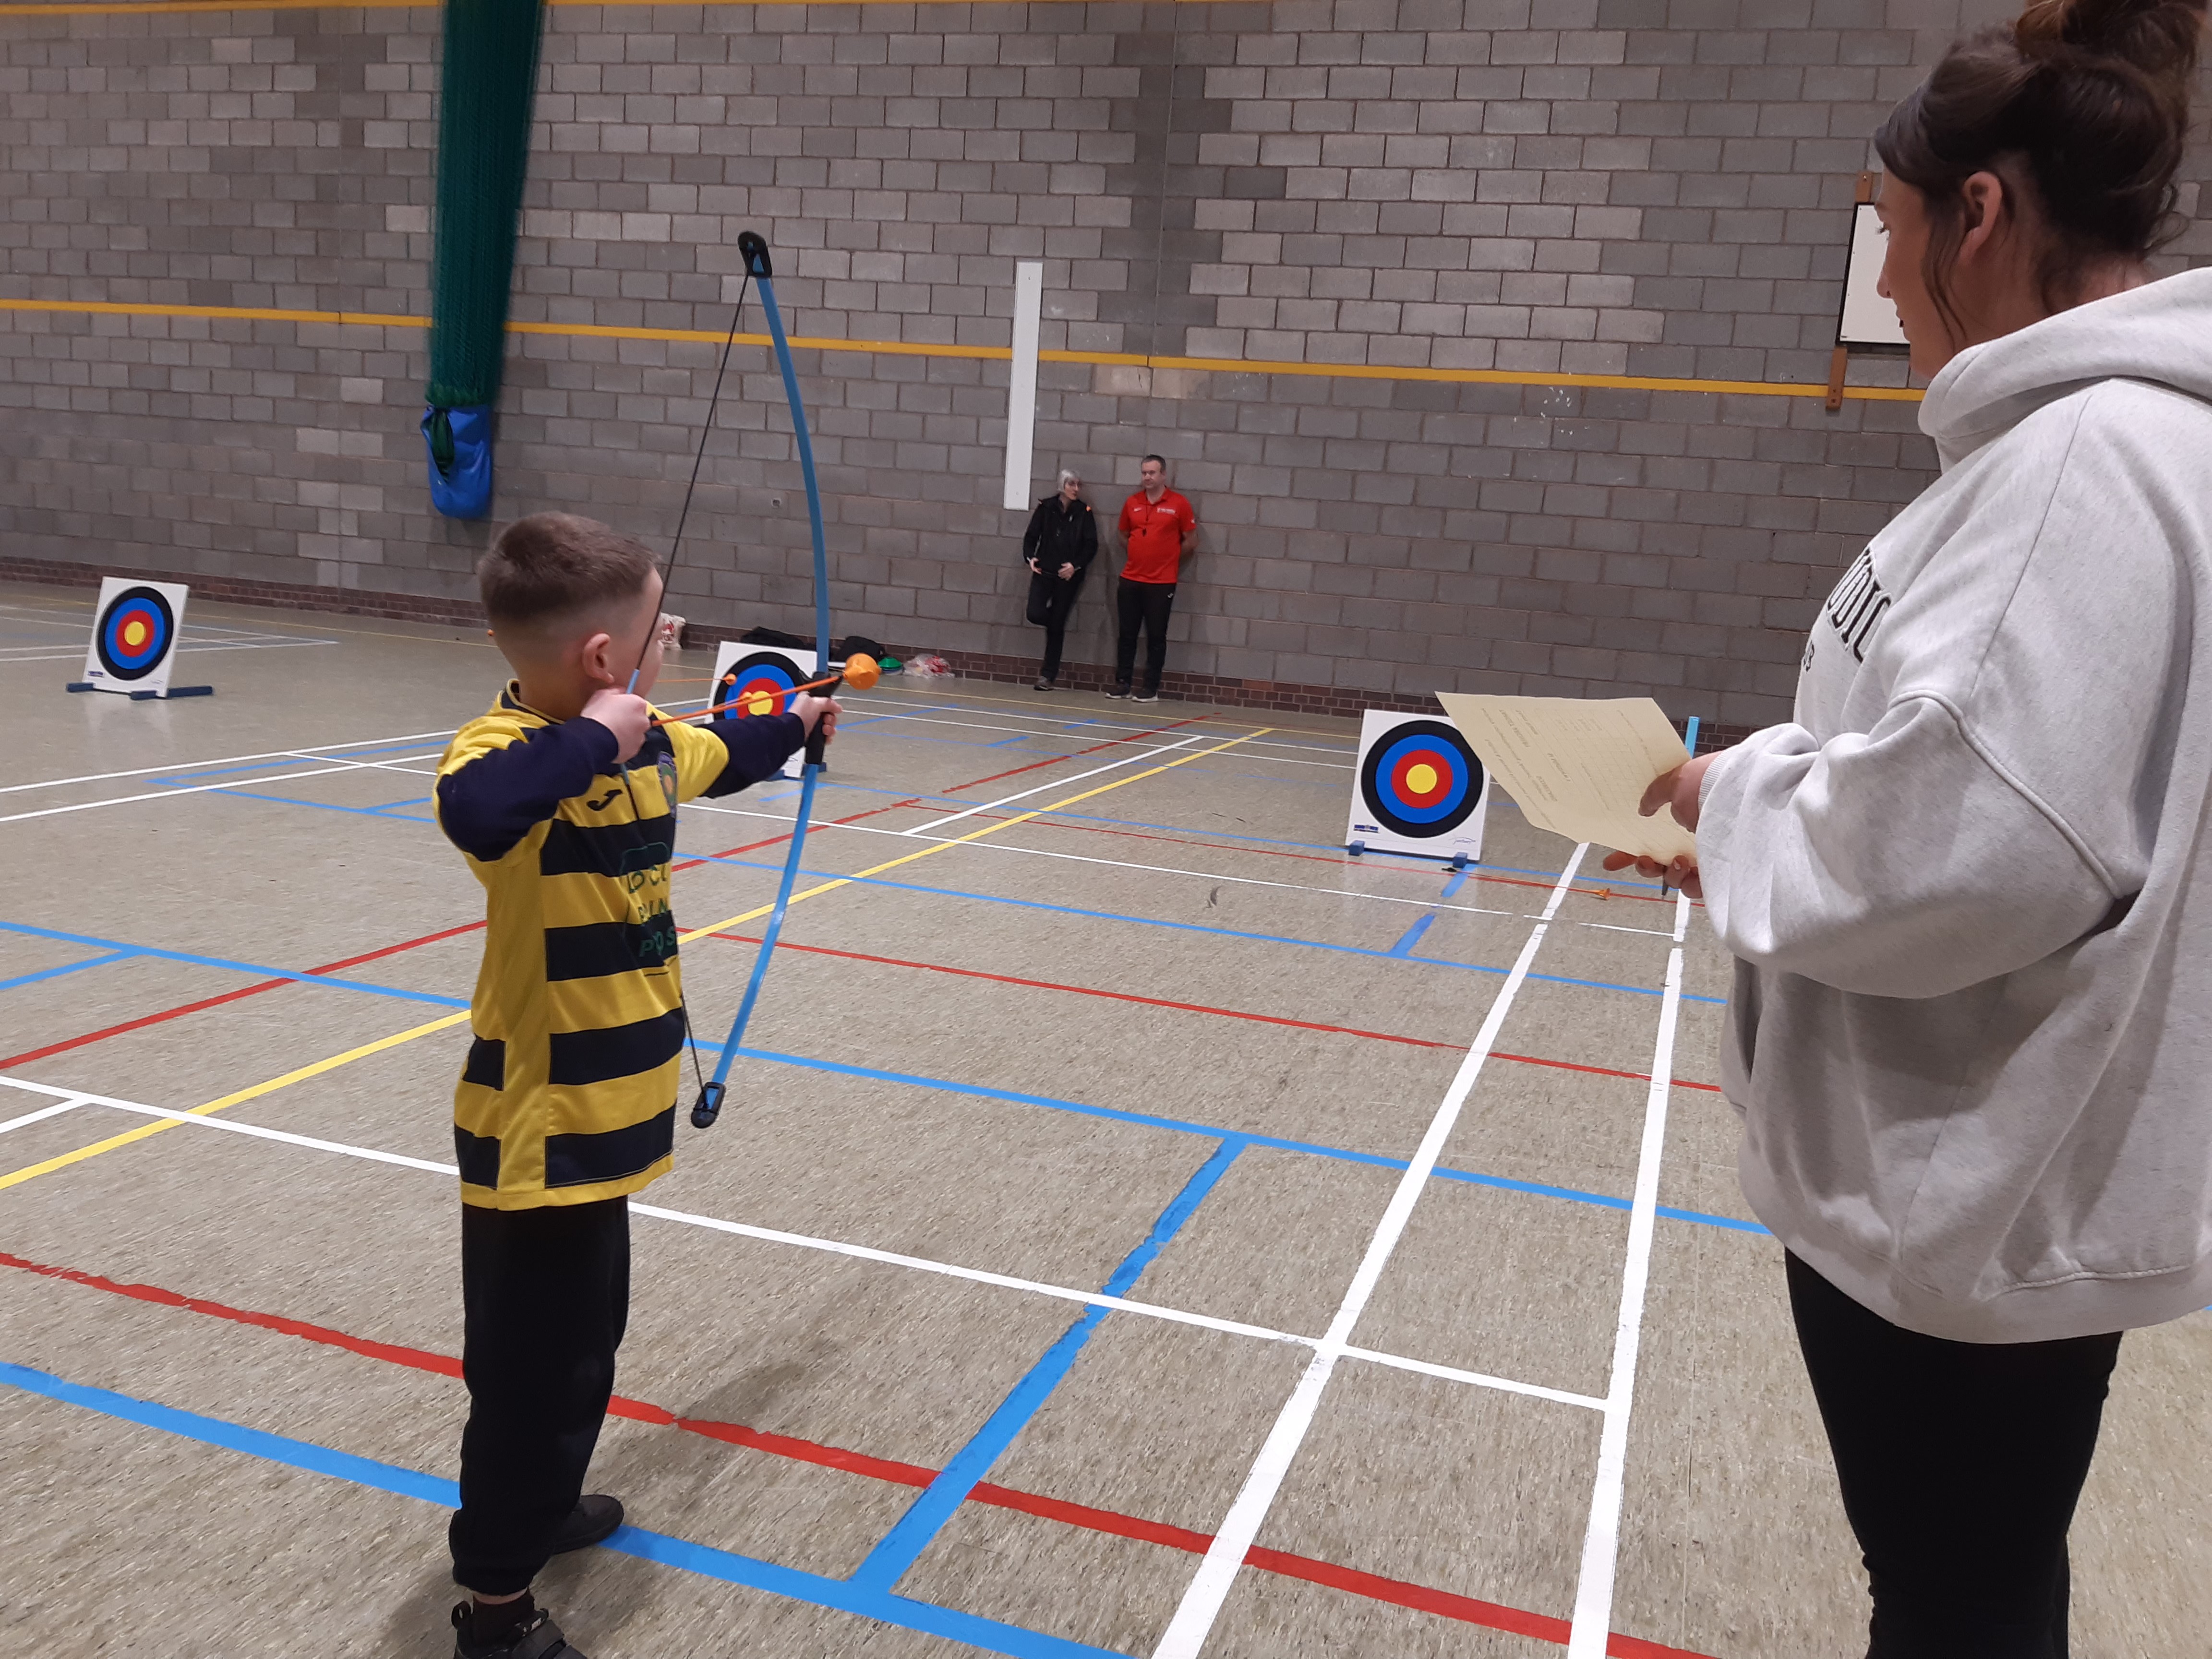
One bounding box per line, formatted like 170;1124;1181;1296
81;577;190;696
709;642;817;715
1346;709;1488;862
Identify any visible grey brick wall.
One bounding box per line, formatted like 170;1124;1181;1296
3;0;2207;725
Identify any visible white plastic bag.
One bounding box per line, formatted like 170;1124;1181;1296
903;653;955;683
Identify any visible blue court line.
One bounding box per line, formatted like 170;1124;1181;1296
852;1137;1245;1590
681;851;1719;1005
0;1362;1120;1659
730;1045;1769;1237
1387;914;1436;957
121;780;1702;1006
1441;870;1470;900
147;737;449;788
197;787;437;823
0;950;138;995
0;920;467;1010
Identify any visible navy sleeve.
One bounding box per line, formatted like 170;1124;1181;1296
436;719;620;863
702;711;806;797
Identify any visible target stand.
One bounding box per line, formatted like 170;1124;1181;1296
1345;709;1488;864
67;578;211;701
708;642;818;778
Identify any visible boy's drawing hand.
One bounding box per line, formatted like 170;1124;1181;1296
793;693;842;742
581;688;651;763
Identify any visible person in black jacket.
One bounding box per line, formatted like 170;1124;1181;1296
1022;469;1098;689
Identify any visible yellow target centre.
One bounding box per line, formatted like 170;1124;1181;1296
1406;762;1440;795
742;690;776;717
122;619;148;649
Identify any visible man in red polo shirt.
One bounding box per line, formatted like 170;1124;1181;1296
1110;454;1198;702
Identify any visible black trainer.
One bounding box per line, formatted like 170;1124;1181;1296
451;1603;587;1659
551;1494;624;1555
1105;683;1130;698
1033;675;1055;690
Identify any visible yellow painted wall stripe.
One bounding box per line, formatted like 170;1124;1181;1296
0;1010;469;1192
0;730;1264;1191
0;297;1923;402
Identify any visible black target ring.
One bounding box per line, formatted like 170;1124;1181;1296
1358;719;1485;840
95;585;177;682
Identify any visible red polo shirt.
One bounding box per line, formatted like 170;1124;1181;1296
1118;489;1196;585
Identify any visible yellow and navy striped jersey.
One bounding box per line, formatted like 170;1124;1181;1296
434;683;803;1209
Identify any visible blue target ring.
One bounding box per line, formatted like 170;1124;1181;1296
95;587;176;681
717;650;807;717
1358;720;1483;839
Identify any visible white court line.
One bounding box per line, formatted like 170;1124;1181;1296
0;639;332;663
835;697;1358;763
1150;842;1590;1659
1563;890;1689;1659
684;799;1513;918
0;729;461;796
0;1096;91;1134
902;735;1201;834
0;760;447;827
0;1075;1604;1414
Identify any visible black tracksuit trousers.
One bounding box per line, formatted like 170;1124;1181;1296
449;1196;631;1595
1785;1252;2122;1658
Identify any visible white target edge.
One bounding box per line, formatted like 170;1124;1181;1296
80;577;191;697
1346;707;1489;862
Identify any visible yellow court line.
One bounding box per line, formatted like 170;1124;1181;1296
0;728;1265;1192
0;1011;468;1193
677;725;1268;938
0;297;1925;402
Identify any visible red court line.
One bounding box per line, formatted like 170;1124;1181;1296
0;921;490;1073
708;932;1724;1094
0;802;914;1076
937;712;1213;794
933;805;1689;907
0;1249;1715;1659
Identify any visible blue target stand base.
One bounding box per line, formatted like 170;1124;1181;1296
67;683;214;699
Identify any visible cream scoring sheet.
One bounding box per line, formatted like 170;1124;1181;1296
1435;693;1697;865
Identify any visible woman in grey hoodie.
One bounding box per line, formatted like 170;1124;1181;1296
1612;0;2210;1650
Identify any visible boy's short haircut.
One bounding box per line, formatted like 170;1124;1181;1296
479;513;657;629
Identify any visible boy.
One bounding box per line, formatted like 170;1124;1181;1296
433;513;837;1659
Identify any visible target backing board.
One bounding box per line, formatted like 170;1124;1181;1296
707;642;818;777
79;577;190;697
708;642;818;719
1346;708;1489;862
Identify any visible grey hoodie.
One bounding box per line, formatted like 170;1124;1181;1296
1698;269;2212;1343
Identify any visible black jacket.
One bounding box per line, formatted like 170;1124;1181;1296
1022;496;1097;577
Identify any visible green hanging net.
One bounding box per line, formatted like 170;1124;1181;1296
426;0;546;411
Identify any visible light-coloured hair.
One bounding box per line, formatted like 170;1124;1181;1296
1057;469;1082;490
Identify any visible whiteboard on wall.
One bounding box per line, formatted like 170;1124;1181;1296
1839;202;1908;348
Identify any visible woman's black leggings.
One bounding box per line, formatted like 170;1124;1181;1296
1026;568;1083;679
1785;1252;2122;1658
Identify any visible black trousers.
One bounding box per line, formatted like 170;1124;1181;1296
450;1197;631;1595
1026;566;1085;679
1785;1252;2122;1658
1114;577;1176;691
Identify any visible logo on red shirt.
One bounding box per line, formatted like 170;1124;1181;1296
1119;489;1195;585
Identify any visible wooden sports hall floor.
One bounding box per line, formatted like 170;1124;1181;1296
2;577;2207;1658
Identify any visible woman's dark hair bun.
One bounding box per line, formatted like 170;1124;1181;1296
2015;0;2205;90
1875;0;2205;322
